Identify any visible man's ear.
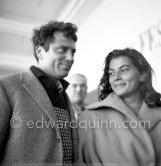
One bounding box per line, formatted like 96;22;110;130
36;46;43;61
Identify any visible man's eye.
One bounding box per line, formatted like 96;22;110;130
72;84;77;88
72;49;76;55
80;84;86;88
56;47;67;53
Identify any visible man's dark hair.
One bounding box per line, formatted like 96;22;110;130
31;21;78;62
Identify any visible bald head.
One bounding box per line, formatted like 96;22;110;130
67;74;88;105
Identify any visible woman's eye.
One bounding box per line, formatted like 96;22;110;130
109;72;114;76
121;68;130;73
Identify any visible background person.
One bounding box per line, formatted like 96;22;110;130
0;21;78;165
77;48;161;165
67;74;88;120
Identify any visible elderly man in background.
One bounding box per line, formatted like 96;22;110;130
67;74;88;120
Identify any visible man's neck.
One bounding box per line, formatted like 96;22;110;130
37;65;58;81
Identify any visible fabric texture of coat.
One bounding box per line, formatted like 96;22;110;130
0;70;78;165
77;93;161;166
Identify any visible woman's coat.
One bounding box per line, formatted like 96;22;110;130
77;93;161;166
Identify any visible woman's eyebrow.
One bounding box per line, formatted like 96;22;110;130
109;65;130;70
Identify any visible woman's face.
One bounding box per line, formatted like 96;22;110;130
109;56;143;98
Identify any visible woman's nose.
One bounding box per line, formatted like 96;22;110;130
114;72;122;81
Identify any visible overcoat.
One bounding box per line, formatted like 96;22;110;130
0;70;78;165
77;93;161;166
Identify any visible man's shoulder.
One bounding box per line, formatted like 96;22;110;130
0;73;23;93
0;70;32;86
0;72;21;82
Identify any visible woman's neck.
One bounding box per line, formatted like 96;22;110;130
123;92;143;115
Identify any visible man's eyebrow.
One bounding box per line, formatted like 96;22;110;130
60;45;75;48
59;45;76;52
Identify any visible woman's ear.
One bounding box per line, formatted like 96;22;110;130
140;73;146;82
36;46;43;61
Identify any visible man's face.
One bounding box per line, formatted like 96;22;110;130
67;75;88;105
37;32;76;79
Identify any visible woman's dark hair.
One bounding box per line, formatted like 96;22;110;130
31;20;78;62
98;48;161;107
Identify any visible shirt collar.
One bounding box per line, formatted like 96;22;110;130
30;65;69;91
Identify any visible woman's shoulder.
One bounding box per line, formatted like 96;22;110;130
78;108;100;121
79;97;125;122
85;93;119;110
139;101;161;130
150;106;161;122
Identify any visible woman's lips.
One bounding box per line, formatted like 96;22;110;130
114;83;126;88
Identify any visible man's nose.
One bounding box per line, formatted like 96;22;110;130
66;50;74;62
76;86;81;91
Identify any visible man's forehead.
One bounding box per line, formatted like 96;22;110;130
70;76;86;84
54;31;73;41
53;32;76;48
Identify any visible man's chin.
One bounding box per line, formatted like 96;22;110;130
60;71;70;78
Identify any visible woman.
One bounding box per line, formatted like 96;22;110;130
77;48;161;166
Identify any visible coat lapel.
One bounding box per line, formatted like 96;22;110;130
20;70;59;130
64;93;78;162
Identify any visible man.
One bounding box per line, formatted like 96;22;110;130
67;74;88;120
0;21;78;165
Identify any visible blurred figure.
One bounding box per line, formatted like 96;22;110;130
0;21;78;165
67;74;88;120
78;48;161;165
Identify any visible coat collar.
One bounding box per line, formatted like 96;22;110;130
138;100;161;131
30;65;69;91
86;92;161;131
86;93;139;121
